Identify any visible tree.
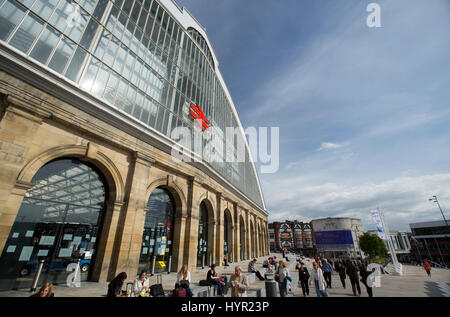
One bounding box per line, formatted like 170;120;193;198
359;232;388;258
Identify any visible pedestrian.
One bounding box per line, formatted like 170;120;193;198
177;265;194;297
423;260;431;277
296;261;310;297
277;261;292;297
30;282;54;297
336;262;346;288
229;266;249;297
322;259;333;288
360;263;374;297
207;264;227;297
133;270;151;297
107;272;130;297
346;260;361;297
311;261;329;297
248;258;265;281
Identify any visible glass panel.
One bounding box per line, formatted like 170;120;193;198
49;0;74;33
79;0;98;15
9;12;45;54
65;46;88;82
31;0;59;21
102;34;119;67
92;0;108;21
48;36;76;74
0;159;106;291
79;55;100;91
93;29;110;60
79;18;99;50
139;188;175;274
91;63;109;97
29;25;60;65
64;5;89;43
105;5;119;33
0;0;26;41
103;70;119;103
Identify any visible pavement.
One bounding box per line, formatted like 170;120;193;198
0;253;282;297
1;253;449;297
289;258;450;297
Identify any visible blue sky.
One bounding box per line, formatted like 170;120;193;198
175;0;450;232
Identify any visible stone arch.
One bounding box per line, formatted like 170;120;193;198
223;208;233;260
16;144;124;203
197;197;215;267
145;176;187;218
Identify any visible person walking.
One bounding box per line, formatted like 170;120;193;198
346;260;361;297
360;263;374;297
311;261;329;297
336;262;346;288
423;260;432;277
296;261;310;297
229;266;249;297
322;259;333;288
277;261;292;297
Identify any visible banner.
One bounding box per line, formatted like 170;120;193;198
370;209;386;240
314;230;354;246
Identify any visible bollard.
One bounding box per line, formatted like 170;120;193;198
264;273;278;297
167;256;172;274
30;259;45;292
151;256;156;276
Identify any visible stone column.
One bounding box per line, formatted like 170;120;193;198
183;177;197;271
245;211;251;260
92;201;124;282
233;203;240;262
108;152;152;280
215;193;224;266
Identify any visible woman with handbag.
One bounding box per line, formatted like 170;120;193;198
311;261;329;297
177;265;194;297
277;261;292;297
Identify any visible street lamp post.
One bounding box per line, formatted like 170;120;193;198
429;196;449;227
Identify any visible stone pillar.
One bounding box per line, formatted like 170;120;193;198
215;193;224;266
245;211;251;260
92;201;124;282
0;181;33;254
108;152;152;280
0;100;45;254
183;177;197;271
233;203;240;262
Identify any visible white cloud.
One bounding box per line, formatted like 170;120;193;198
317;142;345;151
265;173;450;232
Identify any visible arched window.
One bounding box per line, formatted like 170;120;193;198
139;188;175;274
197;202;208;267
0;159;107;291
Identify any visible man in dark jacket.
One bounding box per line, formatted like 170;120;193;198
296;262;310;296
346;261;361;296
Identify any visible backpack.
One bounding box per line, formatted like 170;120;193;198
199;280;211;286
150;275;165;297
172;287;187;297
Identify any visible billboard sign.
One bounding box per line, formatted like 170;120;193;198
314;230;354;246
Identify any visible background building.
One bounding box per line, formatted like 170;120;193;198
368;230;412;262
311;217;363;258
0;0;269;291
409;220;450;267
269;221;316;256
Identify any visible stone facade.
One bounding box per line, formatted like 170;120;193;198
0;70;269;282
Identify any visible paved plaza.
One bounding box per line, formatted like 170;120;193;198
0;253;448;297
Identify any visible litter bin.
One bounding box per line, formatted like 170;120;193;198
264;273;278;297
